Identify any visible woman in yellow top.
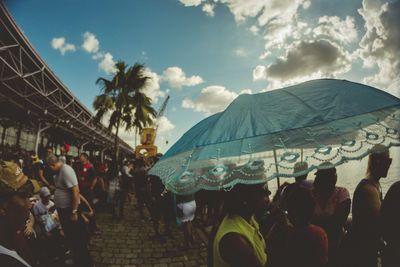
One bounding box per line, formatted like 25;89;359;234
213;183;271;267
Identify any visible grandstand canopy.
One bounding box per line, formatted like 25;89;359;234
0;2;133;154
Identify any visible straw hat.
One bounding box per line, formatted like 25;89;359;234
0;160;29;191
31;155;41;164
293;162;308;174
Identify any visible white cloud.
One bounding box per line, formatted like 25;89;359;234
249;25;259;35
82;32;100;54
142;68;166;104
157;116;175;134
179;0;203;7
259;51;271;60
235;48;248;57
98;52;117;74
215;0;307;33
240;89;253;94
80;31;117;75
92;52;104;60
217;0;268;23
202;3;215;16
265;39;351;89
313;16;358;44
162;67;204;89
51;37;76;55
252;65;267;81
182;85;238;115
182;0;309;53
302;0;311;9
357;0;400;97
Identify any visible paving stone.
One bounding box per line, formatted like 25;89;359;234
90;201;207;266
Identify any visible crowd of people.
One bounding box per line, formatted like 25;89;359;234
0;144;198;266
0;143;399;267
0;144;113;266
210;144;399;267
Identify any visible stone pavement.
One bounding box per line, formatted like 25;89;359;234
89;202;208;267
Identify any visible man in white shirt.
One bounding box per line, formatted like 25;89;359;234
46;154;93;267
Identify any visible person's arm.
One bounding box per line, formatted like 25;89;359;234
38;168;51;187
316;227;329;266
220;233;265;267
24;212;35;237
124;166;134;178
71;185;80;222
332;199;351;230
80;194;94;217
65;165;81;222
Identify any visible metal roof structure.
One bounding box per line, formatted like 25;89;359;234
0;2;133;154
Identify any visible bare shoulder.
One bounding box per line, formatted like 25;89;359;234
357;182;379;197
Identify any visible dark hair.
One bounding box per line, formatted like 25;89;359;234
287;186;315;227
367;148;390;177
80;152;89;159
135;159;145;168
46;153;59;165
313;167;337;196
223;183;267;216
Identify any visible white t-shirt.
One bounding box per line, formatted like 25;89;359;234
59;155;67;164
54;164;78;208
33;200;55;216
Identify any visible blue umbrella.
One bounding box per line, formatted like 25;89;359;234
149;79;400;194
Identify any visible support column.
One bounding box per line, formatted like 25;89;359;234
273;148;281;188
15;123;23;147
79;141;90;155
34;122;51;155
1;125;7;146
101;148;107;163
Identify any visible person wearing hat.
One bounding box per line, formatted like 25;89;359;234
1;161;42;261
278;162;312;212
33;187;66;264
33;187;56;229
0;160;41;195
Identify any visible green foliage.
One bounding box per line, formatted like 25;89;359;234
93;61;157;160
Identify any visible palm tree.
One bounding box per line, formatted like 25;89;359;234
93;61;156;167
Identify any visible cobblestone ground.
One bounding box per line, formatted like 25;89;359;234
89;201;208;267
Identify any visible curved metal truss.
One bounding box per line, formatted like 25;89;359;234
0;2;132;154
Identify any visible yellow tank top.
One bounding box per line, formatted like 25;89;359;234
213;215;267;267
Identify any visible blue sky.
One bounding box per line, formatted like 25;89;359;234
5;0;400;152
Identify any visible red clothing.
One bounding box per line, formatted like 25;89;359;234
77;163;96;190
286;224;328;267
63;143;70;153
97;163;108;177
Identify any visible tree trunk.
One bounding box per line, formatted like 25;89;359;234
134;127;138;147
1;126;7;146
114;117;121;171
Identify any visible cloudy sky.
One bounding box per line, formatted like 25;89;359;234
6;0;400;152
